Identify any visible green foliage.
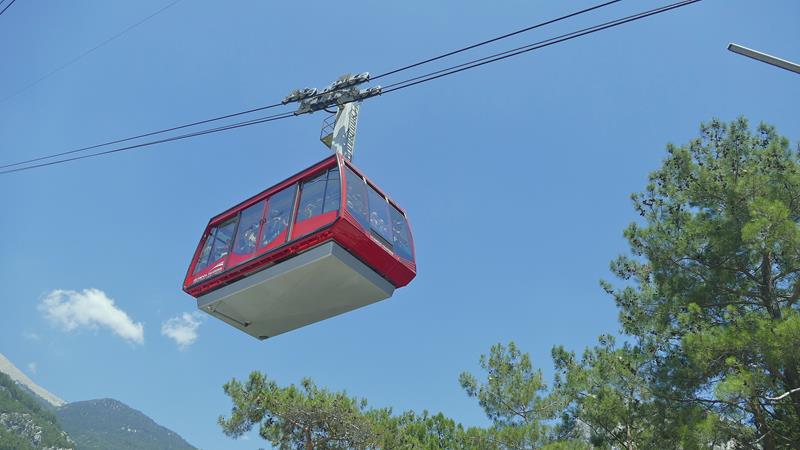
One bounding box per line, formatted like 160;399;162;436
603;117;800;448
0;427;36;450
551;336;655;449
219;372;491;450
371;410;478;450
551;336;729;449
219;372;377;449
0;372;73;449
0;373;54;421
56;398;196;450
459;342;557;449
538;441;592;450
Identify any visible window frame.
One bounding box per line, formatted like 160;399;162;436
365;181;394;248
290;166;341;240
260;183;299;250
343;164;370;230
208;216;239;266
322;166;341;214
232;200;266;256
295;171;329;223
389;204;414;262
193;226;217;275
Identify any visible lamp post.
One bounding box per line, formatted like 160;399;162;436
728;43;800;75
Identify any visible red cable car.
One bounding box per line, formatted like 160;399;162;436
182;153;416;339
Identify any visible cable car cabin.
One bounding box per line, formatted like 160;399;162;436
183;154;416;340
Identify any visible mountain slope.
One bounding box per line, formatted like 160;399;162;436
56;399;196;450
0;353;197;450
0;371;74;450
0;354;65;408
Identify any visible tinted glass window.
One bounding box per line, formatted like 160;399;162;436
322;167;341;214
297;173;326;222
210;218;237;263
390;206;413;261
262;186;295;247
193;227;216;274
345;166;369;229
233;201;264;255
367;186;392;243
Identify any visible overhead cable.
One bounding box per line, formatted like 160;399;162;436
0;101;285;169
371;0;623;81
0;111;295;175
0;0;183;104
381;0;702;95
0;0;625;171
0;0;702;176
0;0;17;17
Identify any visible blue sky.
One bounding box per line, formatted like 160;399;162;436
0;0;798;448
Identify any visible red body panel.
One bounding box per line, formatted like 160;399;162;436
292;210;338;241
332;211;415;287
183;154;416;298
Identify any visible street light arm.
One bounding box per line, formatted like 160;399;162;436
728;43;800;75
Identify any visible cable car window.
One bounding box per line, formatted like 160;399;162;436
322;167;341;214
345;166;369;229
297;172;327;222
367;186;392;244
262;186;295;247
209;218;237;263
390;206;413;261
193;227;216;274
233;201;264;255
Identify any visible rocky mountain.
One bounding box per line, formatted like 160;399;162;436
56;399;196;450
0;354;65;408
0;371;74;450
0;353;197;450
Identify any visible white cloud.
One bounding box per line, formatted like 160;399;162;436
27;362;37;375
39;289;144;345
161;312;203;350
23;331;41;341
